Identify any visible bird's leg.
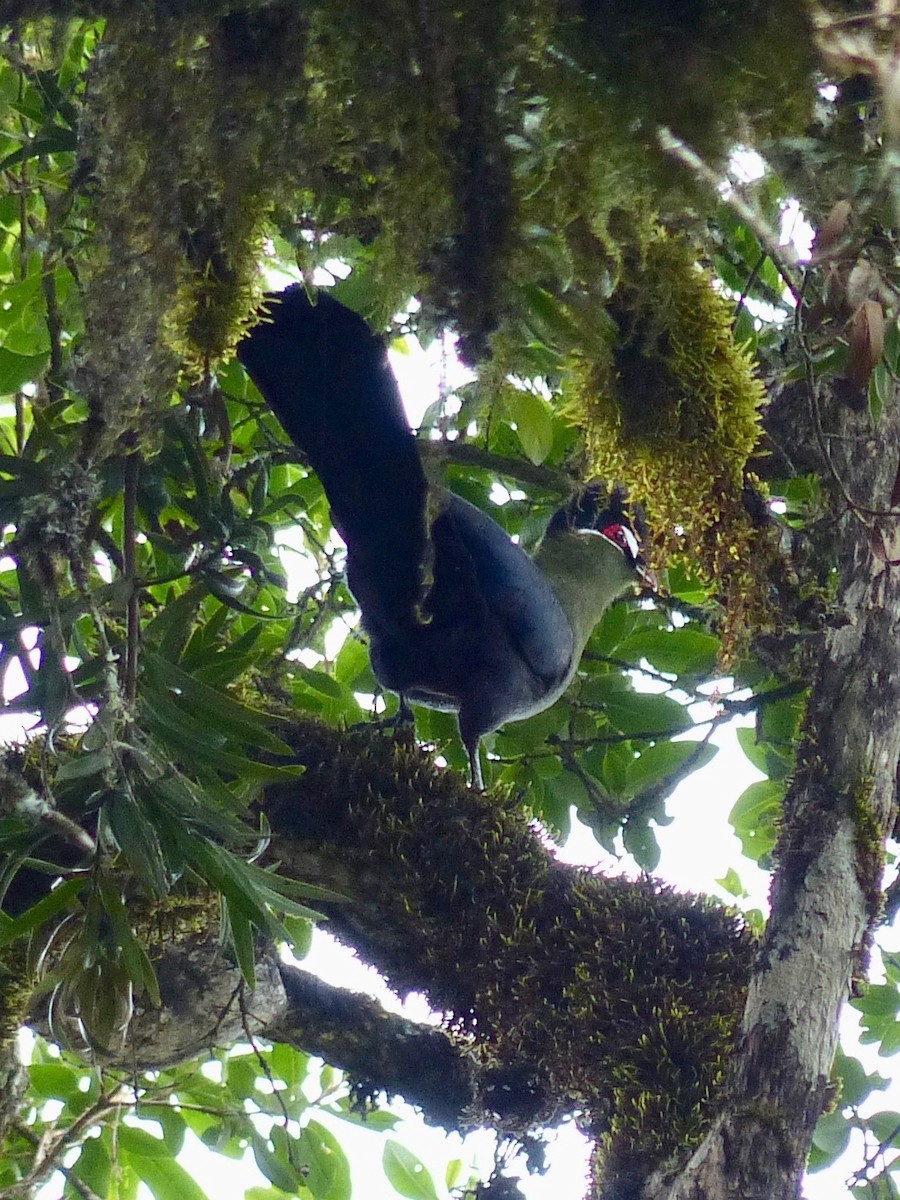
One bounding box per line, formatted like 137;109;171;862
466;737;484;791
396;693;415;728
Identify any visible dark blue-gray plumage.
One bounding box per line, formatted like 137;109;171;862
238;286;649;787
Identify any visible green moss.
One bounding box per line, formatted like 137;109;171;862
0;944;32;1046
559;218;771;659
852;781;885;964
266;719;755;1189
555;0;816;167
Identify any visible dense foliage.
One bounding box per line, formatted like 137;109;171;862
1;6;900;1200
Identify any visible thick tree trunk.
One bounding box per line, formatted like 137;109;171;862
644;381;900;1198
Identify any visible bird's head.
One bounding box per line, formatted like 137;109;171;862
548;483;657;591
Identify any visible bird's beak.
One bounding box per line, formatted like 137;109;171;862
636;563;658;592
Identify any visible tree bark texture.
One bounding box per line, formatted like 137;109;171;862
644;381;900;1198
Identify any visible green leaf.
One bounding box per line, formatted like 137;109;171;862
29;1061;82;1100
123;1151;211;1200
507;388;555;465
445;1160;464;1191
735;726;792;781
71;1133;112;1198
97;881;162;1004
103;790;170;898
0;877;85;947
622;817;660;871
870;362;891;422
729;779;783;862
252;1130;302;1193
269;1043;311;1092
735;726;769;774
625;739;717;798
868;1111;900;1144
135;1106;187;1157
294;663;349;700
298;1120;351;1200
284;915;314;960
0;347;50;394
382;1141;440;1200
715;867;748;899
616;628;720;677
589;602;632;655
143;653;295;756
0;123;76;170
333;636;372;687
601;688;693;737
117;1126;171;1159
809;1108;851;1168
883;315;900;374
224;901;258;986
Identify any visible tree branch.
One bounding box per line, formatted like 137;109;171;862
260;721;754;1192
271;963;476;1129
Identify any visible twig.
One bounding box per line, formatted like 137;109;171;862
40;261;64;405
418;440;570;493
656;125;802;303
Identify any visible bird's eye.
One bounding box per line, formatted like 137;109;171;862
601;522;640;561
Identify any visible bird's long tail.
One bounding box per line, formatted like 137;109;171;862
237;286;429;631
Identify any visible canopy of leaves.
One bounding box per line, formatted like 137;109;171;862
0;6;900;1200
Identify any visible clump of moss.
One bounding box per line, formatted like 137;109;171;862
555;0;816;168
79;6;312;429
561;217;771;658
266;720;755;1190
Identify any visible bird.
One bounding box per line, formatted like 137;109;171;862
237;285;652;788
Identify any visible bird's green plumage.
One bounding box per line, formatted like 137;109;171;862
533;526;639;660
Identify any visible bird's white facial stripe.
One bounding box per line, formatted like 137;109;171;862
618;525;640;559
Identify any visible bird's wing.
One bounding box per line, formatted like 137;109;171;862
430;493;575;688
237;286;430;631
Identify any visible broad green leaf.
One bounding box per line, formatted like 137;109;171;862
71;1132;112;1198
735;725;793;781
0;347;50;394
269;1042;311;1091
252;1130;301;1194
625;739;718;797
508;388;554;465
868;1111;900;1144
715;867;747;899
135;1107;187;1157
29;1061;82;1100
615;628;720;678
588;601;632;655
382;1141;440;1200
601;688;693;737
729;779;783;862
809;1108;851;1168
294;663;349;700
735;726;769;774
832;1050;888;1108
124;1151;211;1200
878;1019;900;1057
117;1126;170;1160
622;817;661;871
298;1120;351;1200
333;635;372;686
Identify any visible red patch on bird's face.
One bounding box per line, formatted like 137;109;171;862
600;522;640;562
